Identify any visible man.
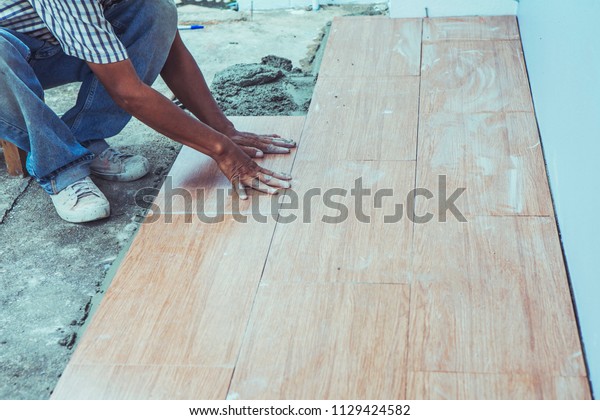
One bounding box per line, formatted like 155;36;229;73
0;0;294;223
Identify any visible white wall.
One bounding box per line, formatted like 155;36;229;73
518;0;599;398
389;0;517;17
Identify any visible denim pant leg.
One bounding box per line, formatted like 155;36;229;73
0;29;93;194
58;0;178;149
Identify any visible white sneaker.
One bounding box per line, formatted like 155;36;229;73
50;177;110;223
90;147;150;182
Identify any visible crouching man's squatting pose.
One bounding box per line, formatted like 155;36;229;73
0;0;294;223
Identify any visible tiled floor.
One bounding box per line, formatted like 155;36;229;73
52;16;590;400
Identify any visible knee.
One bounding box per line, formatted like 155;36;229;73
156;0;178;22
0;34;30;70
0;38;44;103
0;37;41;97
146;0;178;41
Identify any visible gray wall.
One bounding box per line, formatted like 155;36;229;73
518;0;599;398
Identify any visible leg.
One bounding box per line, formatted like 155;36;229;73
56;0;178;150
0;29;93;194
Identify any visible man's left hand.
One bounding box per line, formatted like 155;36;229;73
227;130;296;158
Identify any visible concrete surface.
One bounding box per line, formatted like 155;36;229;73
0;4;386;400
388;0;517;18
236;0;378;11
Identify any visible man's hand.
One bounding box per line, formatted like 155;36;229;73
226;129;296;158
215;145;292;200
161;33;296;158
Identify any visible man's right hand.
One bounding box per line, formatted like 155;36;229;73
215;145;292;200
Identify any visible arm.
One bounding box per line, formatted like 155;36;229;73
160;32;234;135
160;32;296;157
87;59;290;197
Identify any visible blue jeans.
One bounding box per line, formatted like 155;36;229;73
0;0;177;194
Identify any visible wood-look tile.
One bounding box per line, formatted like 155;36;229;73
68;215;276;367
421;40;533;114
52;364;232;400
320;16;422;77
407;372;591;400
298;77;419;162
409;216;586;377
262;160;415;284
153;116;305;215
424;16;520;42
54;17;590;400
416;112;553;216
228;283;410;399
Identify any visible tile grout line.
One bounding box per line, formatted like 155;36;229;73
422;38;520;44
405;16;425;400
224;117;309;399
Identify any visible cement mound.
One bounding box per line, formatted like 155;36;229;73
211;56;314;116
261;55;293;72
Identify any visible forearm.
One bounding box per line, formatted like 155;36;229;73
161;32;235;135
120;83;232;158
87;59;235;159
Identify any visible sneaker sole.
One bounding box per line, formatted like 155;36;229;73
57;204;111;224
90;166;149;182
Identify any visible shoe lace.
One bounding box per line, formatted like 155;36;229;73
69;179;98;200
104;148;133;164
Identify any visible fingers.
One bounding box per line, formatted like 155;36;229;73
240;146;264;158
264;144;292;154
250;133;284;140
233;137;289;154
258;166;293;181
242;139;294;154
263;137;296;148
258;173;291;189
246;178;279;195
240;143;290;155
233;180;248;200
223;149;293;198
233;173;291;198
231;133;296;154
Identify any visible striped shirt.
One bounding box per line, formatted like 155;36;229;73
0;0;128;63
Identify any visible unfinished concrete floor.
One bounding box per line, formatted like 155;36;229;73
0;4;386;399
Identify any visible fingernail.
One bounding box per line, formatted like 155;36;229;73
256;151;264;157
